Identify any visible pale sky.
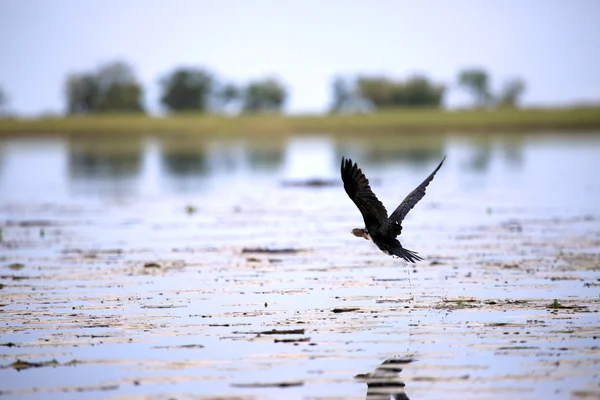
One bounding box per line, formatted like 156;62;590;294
1;0;599;115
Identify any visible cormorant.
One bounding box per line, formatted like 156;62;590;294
341;156;446;263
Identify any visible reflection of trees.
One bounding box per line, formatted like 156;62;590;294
159;136;284;179
336;134;445;167
464;134;525;172
466;140;493;172
161;151;207;176
159;137;207;177
246;140;284;171
68;137;142;196
365;147;443;165
0;143;4;176
355;357;413;400
158;137;208;194
500;138;524;170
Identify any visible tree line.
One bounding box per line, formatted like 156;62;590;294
330;70;525;113
0;61;526;116
64;61;287;115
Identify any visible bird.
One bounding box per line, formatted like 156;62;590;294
341;156;446;263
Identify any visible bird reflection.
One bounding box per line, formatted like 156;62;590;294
355;357;414;400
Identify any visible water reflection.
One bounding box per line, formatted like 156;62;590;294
460;134;526;173
336;135;446;167
356;357;413;400
0;138;68;200
283;136;337;181
0;132;599;214
501;140;524;170
157;137;208;194
247;144;284;170
160;144;207;176
465;141;493;172
68;137;143;196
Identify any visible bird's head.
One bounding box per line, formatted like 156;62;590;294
351;228;369;240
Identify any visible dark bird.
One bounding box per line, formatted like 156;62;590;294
341;156;446;263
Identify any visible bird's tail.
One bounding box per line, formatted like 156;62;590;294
392;246;423;263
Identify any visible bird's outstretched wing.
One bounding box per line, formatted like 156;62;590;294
389;156;446;223
341;157;388;228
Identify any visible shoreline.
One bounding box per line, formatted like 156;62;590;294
1;106;599;136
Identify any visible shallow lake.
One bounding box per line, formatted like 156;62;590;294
0;131;599;400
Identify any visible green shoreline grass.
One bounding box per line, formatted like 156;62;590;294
1;106;599;136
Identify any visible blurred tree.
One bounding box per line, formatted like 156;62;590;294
96;61;138;89
242;77;287;113
97;83;144;112
356;76;394;108
213;82;241;113
220;82;240;104
329;76;375;113
330;76;354;113
160;68;214;112
66;73;100;114
94;61;144;112
402;76;445;107
497;78;526;108
355;75;445;108
458;68;492;108
0;86;7;114
65;61;144;114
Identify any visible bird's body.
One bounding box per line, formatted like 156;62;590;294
341;156;446;263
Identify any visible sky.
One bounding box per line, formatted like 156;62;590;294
1;0;599;115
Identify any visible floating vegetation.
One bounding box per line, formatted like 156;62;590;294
231;380;304;388
6;359;60;371
332;307;361;313
240;247;300;254
274;337;310;343
185;205;197;215
234;329;306;335
153;344;205;349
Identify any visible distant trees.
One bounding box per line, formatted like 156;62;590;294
458;68;492;108
66;74;99;114
160;68;214;112
0;86;7;115
65;61;144;114
241;77;287;113
497;78;526;108
158;69;286;114
358;76;445;108
330;74;445;113
458;68;526;109
216;82;240;112
330;76;356;113
58;61;528;116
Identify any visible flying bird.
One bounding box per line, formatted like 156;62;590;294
341;156;446;263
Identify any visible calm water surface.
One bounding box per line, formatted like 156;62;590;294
1;132;599;210
0;132;599;400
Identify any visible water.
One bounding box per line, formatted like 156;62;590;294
0;132;599;399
